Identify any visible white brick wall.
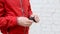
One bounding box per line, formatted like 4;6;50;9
29;0;60;34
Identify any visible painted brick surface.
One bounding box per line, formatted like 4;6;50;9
29;0;60;34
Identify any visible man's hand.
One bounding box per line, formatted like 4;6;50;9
30;13;40;23
17;17;33;27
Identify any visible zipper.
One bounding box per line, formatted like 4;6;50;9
20;0;24;14
20;0;26;34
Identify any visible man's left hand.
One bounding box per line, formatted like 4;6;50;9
30;13;40;23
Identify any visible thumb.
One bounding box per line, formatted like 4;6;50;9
28;20;34;23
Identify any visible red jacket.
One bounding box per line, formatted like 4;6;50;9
0;0;32;34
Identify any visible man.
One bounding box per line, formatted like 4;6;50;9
0;0;39;34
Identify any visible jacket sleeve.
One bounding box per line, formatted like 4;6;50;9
0;0;18;29
28;1;33;17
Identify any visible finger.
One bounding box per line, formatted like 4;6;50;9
34;15;40;22
26;20;33;26
30;14;35;17
25;23;32;27
27;20;34;23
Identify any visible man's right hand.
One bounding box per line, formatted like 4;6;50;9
17;17;33;27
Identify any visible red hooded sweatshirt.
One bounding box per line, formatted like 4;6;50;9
0;0;32;34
